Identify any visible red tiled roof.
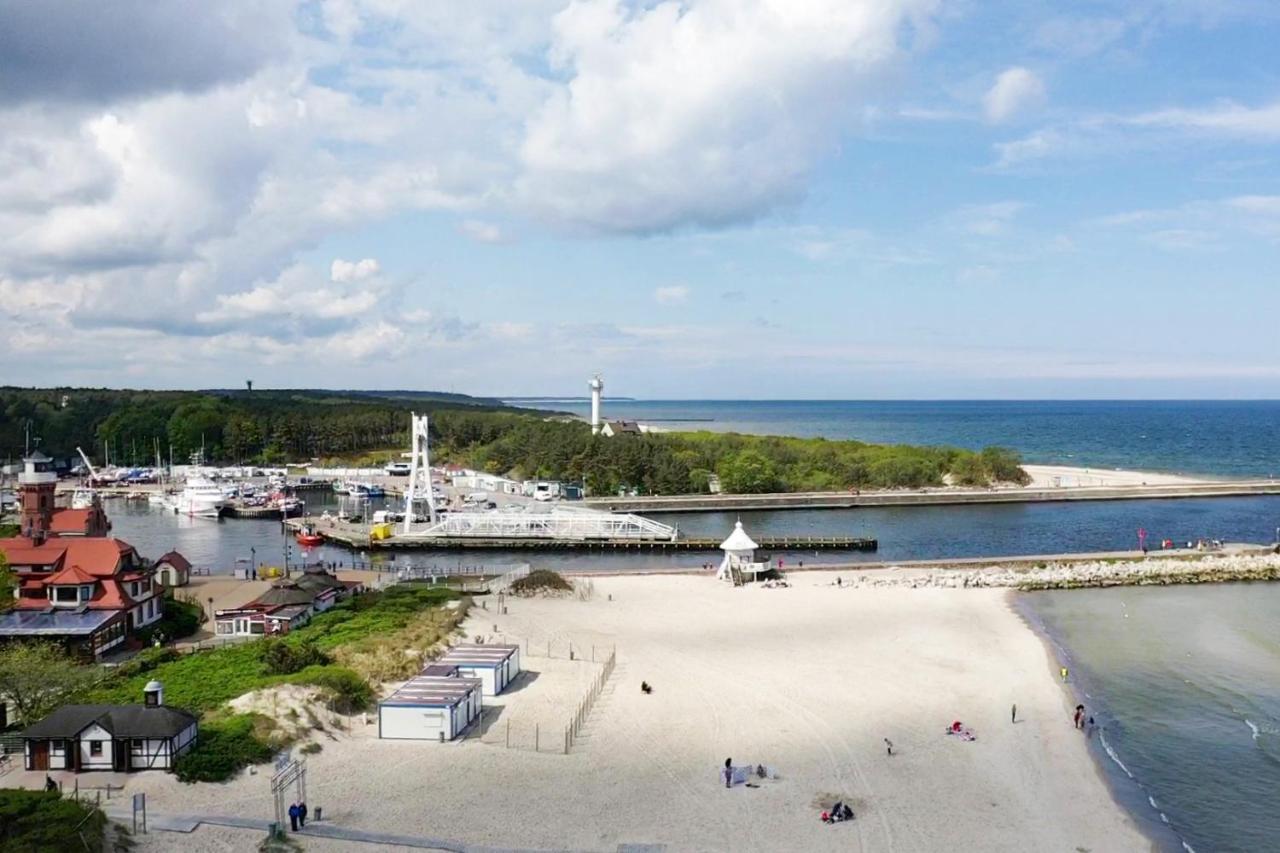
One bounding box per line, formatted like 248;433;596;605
48;508;93;534
89;579;134;610
155;551;192;571
46;564;97;586
0;537;134;577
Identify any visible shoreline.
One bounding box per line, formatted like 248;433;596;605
1012;592;1185;853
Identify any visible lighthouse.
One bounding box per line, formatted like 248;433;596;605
589;374;604;434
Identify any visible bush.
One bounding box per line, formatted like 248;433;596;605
174;713;274;784
283;666;372;712
0;789;107;851
509;570;573;596
261;640;329;676
136;595;204;646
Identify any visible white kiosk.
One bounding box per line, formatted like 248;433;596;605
715;521;768;584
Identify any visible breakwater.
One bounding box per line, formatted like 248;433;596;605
586;480;1280;513
833;551;1280;591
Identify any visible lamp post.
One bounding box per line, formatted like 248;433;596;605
250;547;256;581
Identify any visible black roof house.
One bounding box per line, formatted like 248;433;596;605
24;704;196;740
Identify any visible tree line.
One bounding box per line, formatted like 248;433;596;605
0;387;1029;492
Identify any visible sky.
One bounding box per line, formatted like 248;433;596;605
2;0;1279;399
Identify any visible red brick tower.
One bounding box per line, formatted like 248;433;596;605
19;450;57;543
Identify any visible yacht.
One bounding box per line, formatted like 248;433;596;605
70;488;98;509
167;477;230;518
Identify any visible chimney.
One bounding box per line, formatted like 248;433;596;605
143;680;164;707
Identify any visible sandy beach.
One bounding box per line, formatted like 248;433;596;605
1020;464;1210;489
106;574;1150;852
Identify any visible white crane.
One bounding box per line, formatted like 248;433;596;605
75;446;102;483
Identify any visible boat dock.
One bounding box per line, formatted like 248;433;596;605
283;518;875;552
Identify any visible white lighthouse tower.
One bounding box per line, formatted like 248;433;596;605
589;374;604;435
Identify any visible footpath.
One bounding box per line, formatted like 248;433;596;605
105;807;662;853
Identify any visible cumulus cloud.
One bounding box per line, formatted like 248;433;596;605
983;67;1045;123
654;285;690;305
517;0;938;232
0;0;950;383
330;257;380;282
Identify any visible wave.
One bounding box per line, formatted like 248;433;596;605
1100;731;1134;778
1246;719;1260;741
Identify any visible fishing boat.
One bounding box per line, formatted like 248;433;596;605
295;525;324;547
348;480;386;498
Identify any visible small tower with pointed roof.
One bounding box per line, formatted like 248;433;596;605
18;450;57;543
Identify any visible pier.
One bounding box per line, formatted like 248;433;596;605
283;517;875;552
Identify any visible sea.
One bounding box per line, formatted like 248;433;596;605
516;398;1280;478
109;399;1280;851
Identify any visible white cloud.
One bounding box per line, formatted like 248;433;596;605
517;0;939;232
330;257;380;282
983;67;1045;124
1127;100;1280;139
654;285;690;305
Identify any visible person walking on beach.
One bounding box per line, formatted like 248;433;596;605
724;757;733;788
298;801;308;828
884;738;894;756
1011;703;1017;724
1060;666;1069;683
288;802;300;832
1074;705;1085;730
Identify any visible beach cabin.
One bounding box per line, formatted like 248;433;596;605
21;681;197;773
378;676;482;741
436;643;521;696
153;551;192;588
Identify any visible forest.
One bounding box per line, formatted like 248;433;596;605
0;387;1029;493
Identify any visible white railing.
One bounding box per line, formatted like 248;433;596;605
400;509;677;542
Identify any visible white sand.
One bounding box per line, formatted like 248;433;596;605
111;575;1149;852
1021;464;1210;489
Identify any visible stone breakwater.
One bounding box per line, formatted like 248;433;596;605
844;552;1280;591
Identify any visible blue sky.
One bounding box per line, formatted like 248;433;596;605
2;0;1278;398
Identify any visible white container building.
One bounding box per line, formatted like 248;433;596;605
378;676;482;741
436;644;522;696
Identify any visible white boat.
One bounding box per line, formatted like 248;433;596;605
169;477;229;518
70;488;98;509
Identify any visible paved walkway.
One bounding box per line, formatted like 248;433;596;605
103;808;660;853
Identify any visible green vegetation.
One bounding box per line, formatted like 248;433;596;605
434;411;1031;493
0;386;526;465
0;789;114;853
509;569;574;596
0;643;103;725
172;712;274;784
136;595;204;646
1;385;1028;491
87;583;462;781
0;552;12;613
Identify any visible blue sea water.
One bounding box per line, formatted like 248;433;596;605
518;399;1280;478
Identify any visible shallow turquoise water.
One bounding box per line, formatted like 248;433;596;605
1024;584;1280;853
